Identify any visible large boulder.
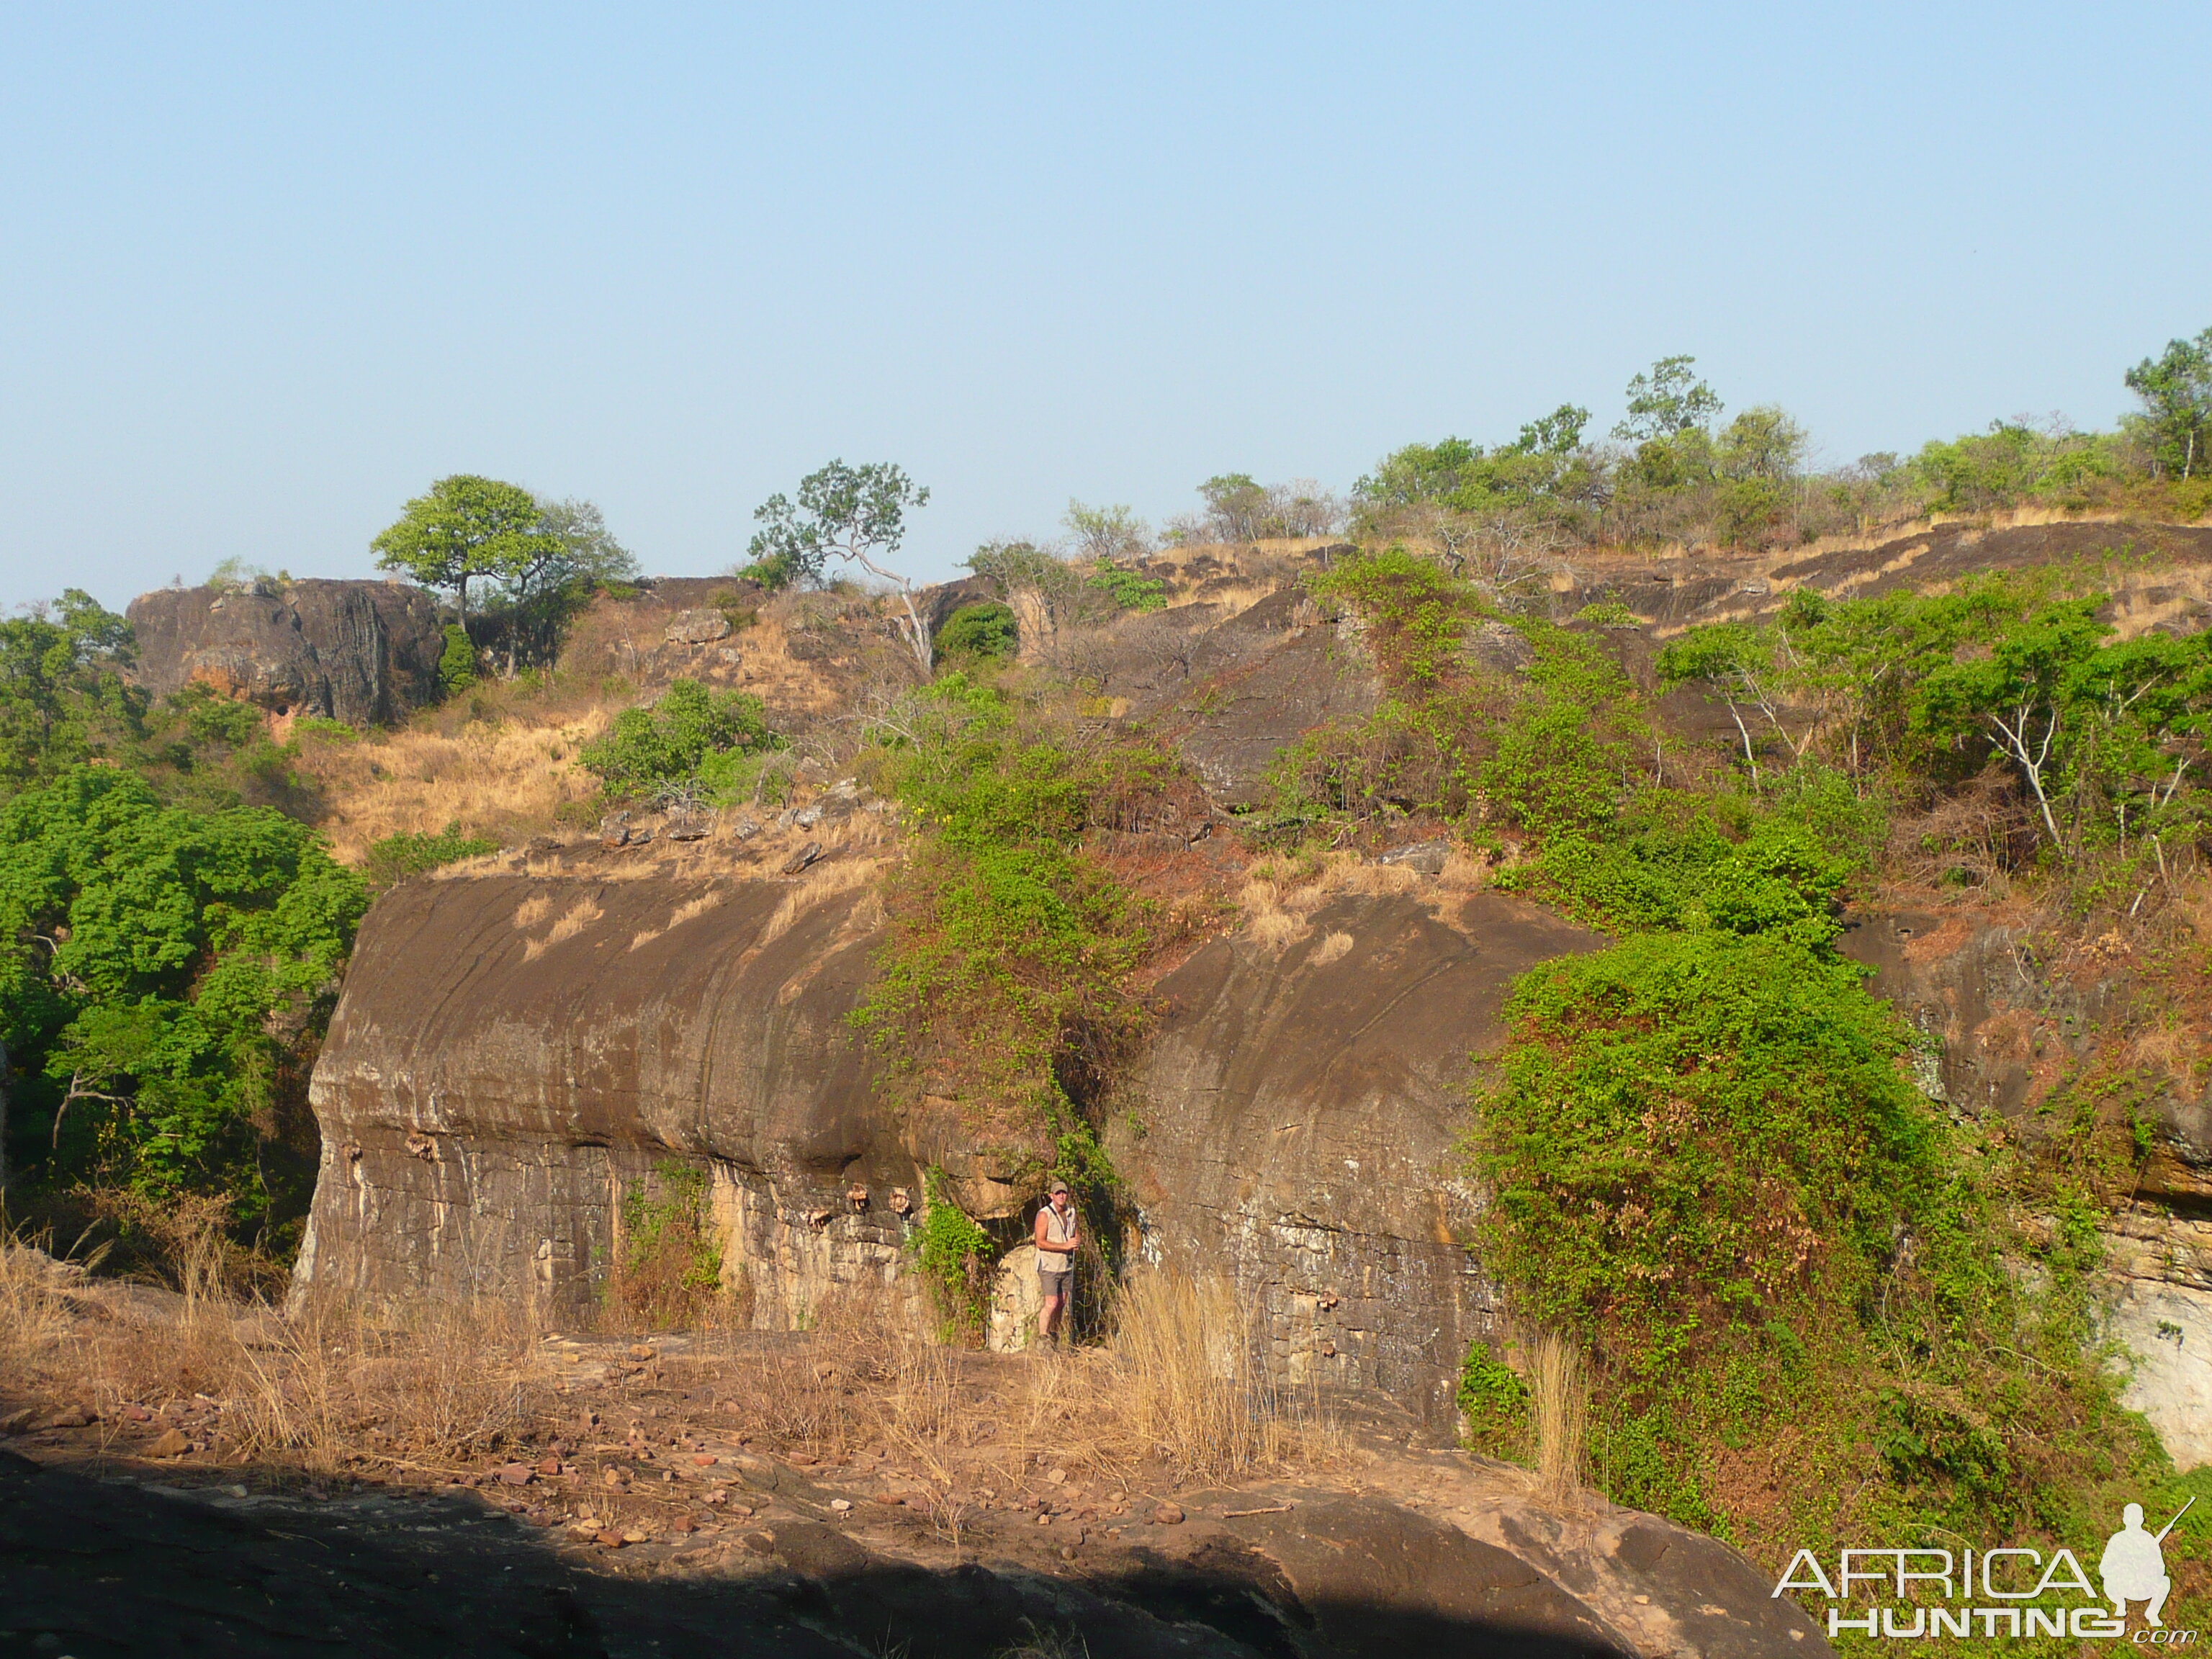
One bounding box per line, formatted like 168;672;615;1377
292;861;1599;1431
125;579;443;728
1115;890;1604;1426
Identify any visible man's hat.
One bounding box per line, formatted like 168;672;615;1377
1050;1179;1070;1195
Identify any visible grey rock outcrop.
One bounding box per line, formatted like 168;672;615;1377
1143;587;1381;808
126;580;443;728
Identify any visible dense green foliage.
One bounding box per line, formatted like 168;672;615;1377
1475;934;1934;1367
909;1167;997;1341
0;591;143;789
933;601;1018;663
362;822;500;888
853;675;1160;1135
0;765;367;1216
1658;575;2212;863
577;678;782;803
0;593;373;1239
439;621;477;692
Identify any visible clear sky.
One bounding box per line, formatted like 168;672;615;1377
3;1;2207;611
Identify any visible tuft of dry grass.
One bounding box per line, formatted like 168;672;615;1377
1102;1269;1343;1482
1529;1330;1588;1506
0;1234;81;1387
1237;845;1493;952
523;896;604;960
759;856;884;947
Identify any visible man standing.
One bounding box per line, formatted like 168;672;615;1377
1034;1181;1080;1346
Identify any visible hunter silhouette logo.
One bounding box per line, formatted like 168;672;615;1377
2102;1498;2191;1629
1772;1496;2200;1640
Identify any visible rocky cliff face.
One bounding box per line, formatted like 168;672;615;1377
1843;909;2212;1467
1116;891;1602;1424
126;580;444;728
293;848;1597;1431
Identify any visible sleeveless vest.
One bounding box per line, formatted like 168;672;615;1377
1038;1205;1076;1272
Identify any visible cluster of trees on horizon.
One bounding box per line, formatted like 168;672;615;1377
109;325;2210;689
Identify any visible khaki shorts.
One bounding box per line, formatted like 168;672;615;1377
1038;1268;1073;1301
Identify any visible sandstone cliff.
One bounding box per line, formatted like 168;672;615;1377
293;841;1599;1431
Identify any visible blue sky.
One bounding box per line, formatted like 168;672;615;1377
3;2;2207;609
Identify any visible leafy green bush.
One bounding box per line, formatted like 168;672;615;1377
363;821;499;887
1470;925;2159;1538
613;1160;724;1328
854;678;1158;1130
0;765;367;1210
438;623;477;693
1457;1344;1529;1441
1473;932;1938;1367
909;1167;996;1341
1087;567;1169;612
934;601;1018;662
578;678;781;801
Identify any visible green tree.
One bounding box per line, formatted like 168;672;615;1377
1195;474;1268;542
745;461;934;673
2124;328;2212;480
0;765;367;1208
1613;356;1722;443
481;495;639;673
0;591;143;793
371;475;556;632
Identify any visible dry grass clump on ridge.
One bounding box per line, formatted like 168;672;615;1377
297;707;610;865
1236;844;1494;952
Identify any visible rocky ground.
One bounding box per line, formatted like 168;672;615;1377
0;1305;1824;1659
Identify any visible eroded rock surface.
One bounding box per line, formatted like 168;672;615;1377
126;579;444;727
1842;906;2212;1467
297;868;1596;1436
1116;891;1604;1426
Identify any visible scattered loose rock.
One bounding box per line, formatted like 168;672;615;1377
1377;837;1452;875
147;1429;191;1459
1152;1503;1185;1525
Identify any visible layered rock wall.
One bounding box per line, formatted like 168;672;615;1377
1116;891;1603;1424
296;863;1597;1429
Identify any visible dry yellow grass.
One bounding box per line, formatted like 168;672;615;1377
300;709;611;865
1100;1269;1344;1482
758;856;884;946
1529;1330;1589;1506
1237;845;1493;951
522;896;604;961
